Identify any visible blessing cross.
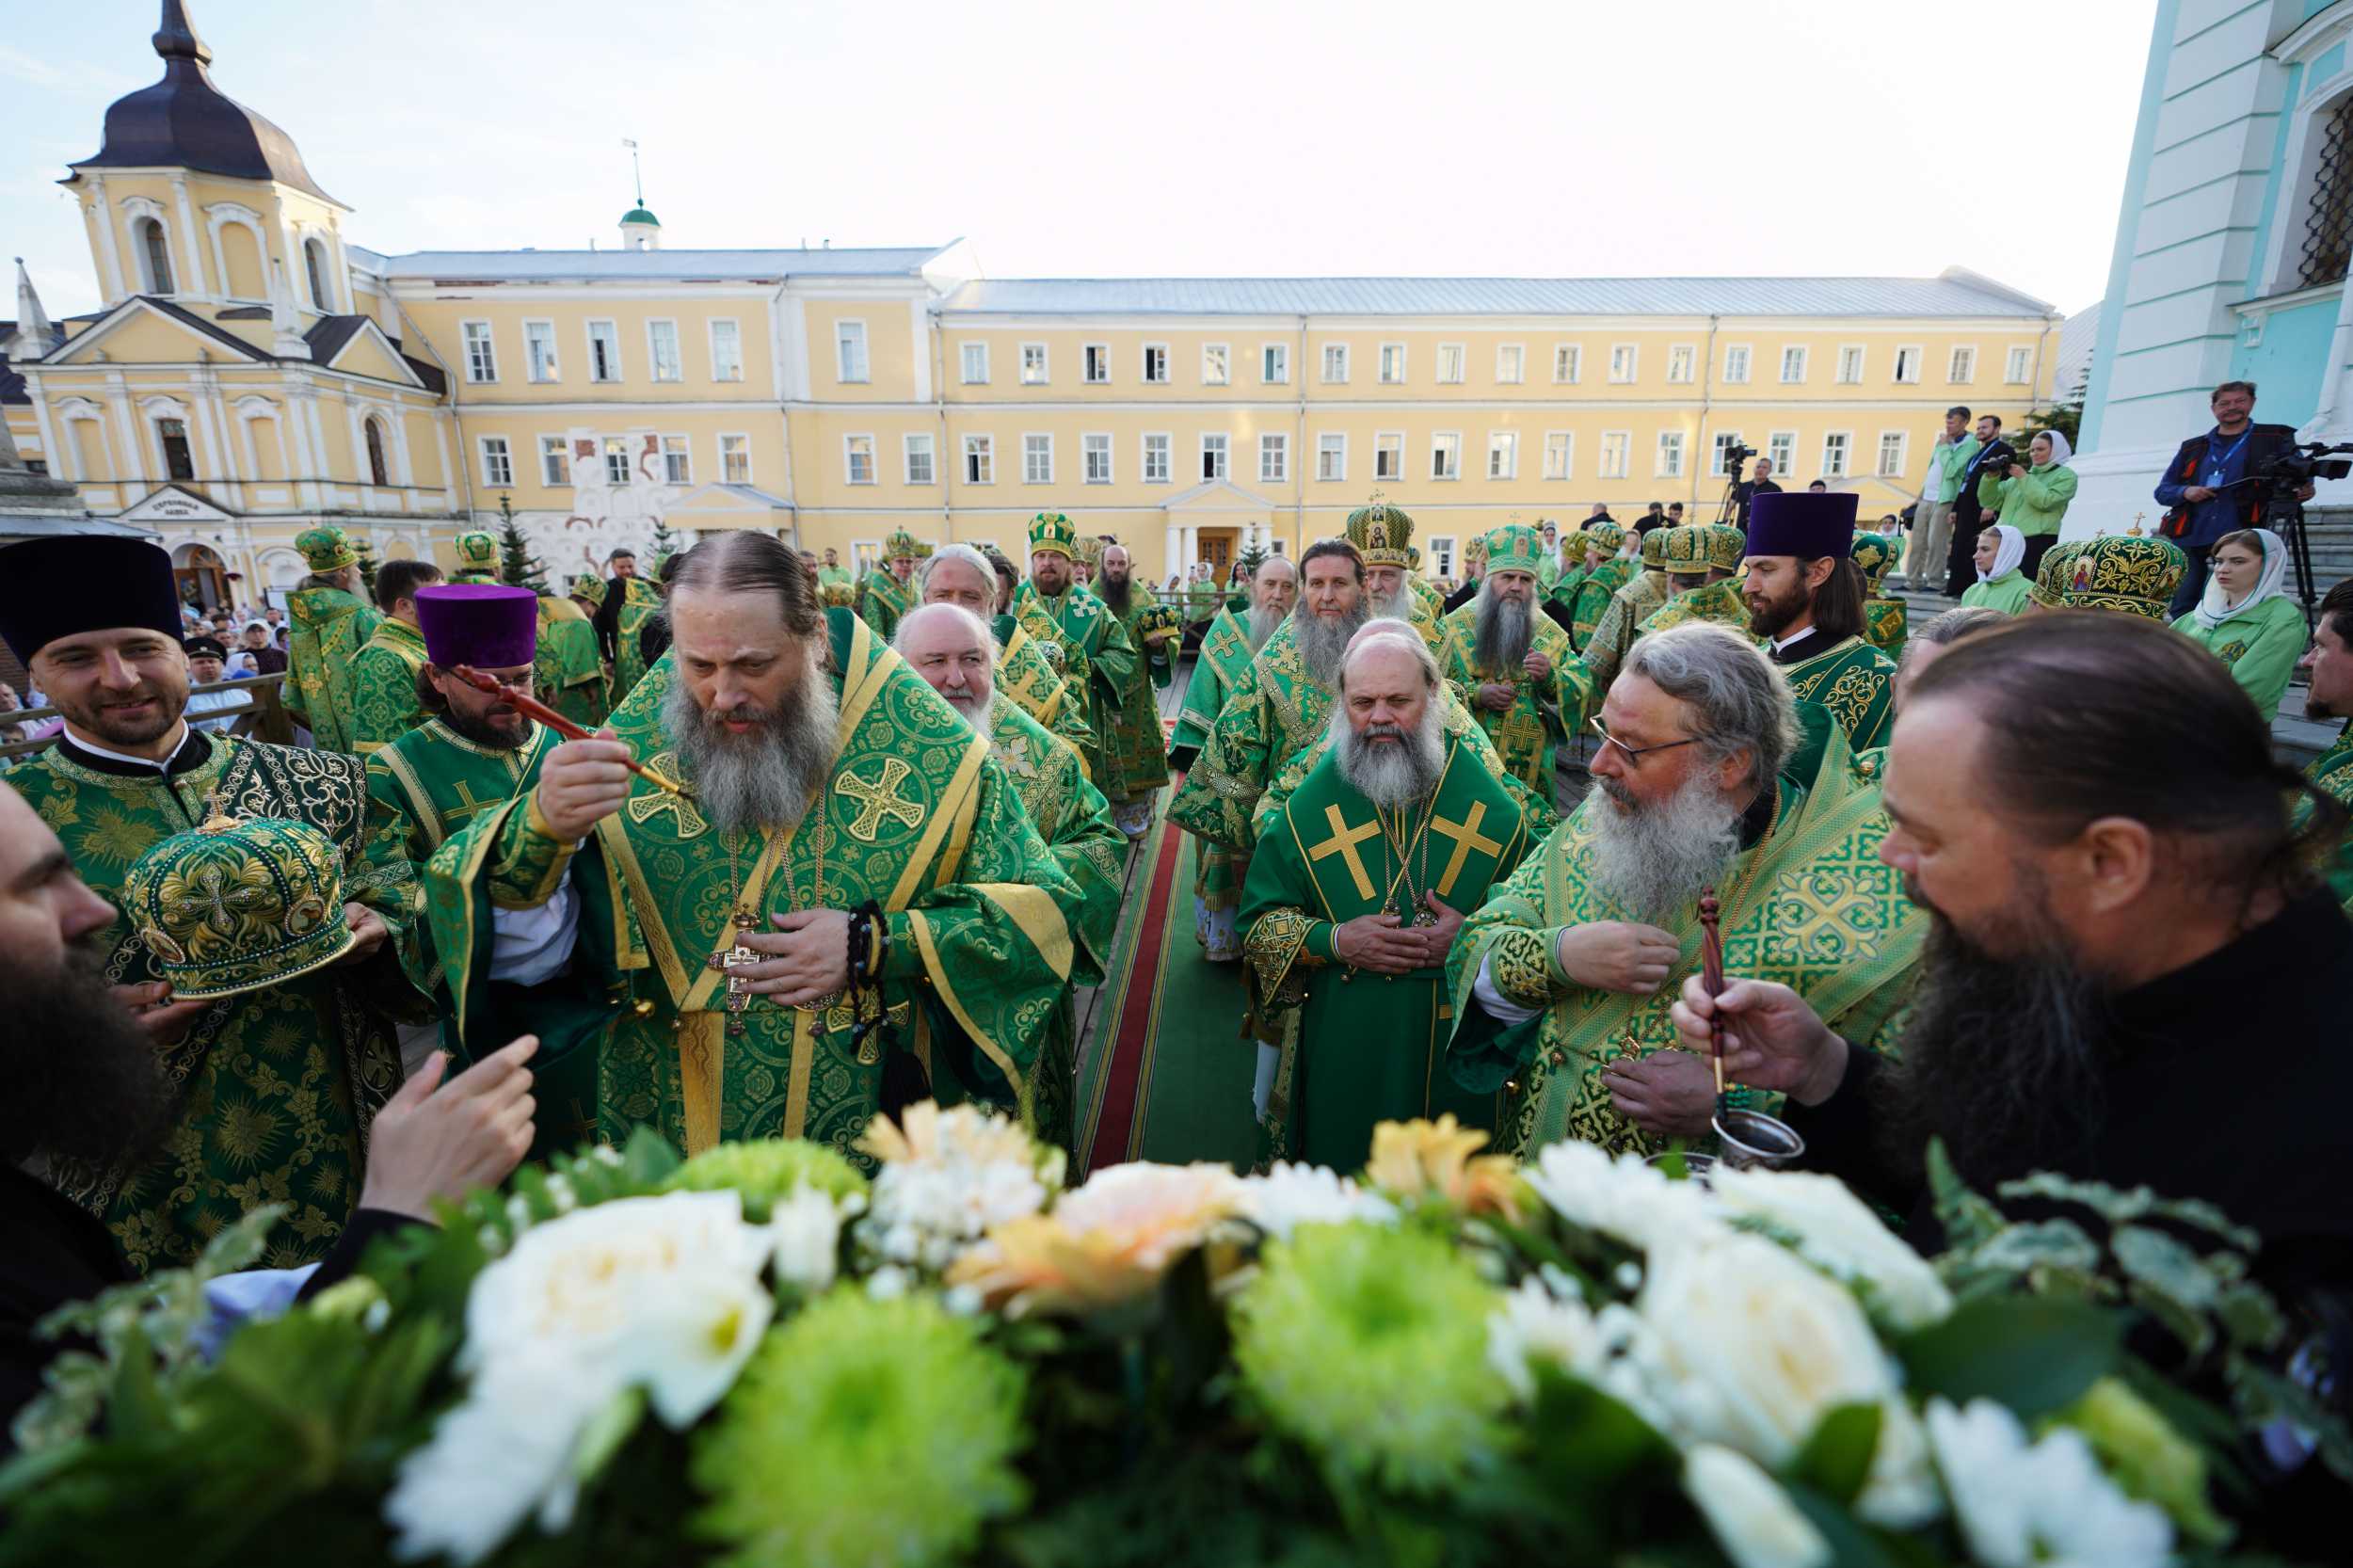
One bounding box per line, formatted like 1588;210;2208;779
1429;801;1502;899
834;757;925;841
720;936;762;1035
1308;803;1381;902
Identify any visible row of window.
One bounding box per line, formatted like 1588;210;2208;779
783;426;1922;490
924;333;2034;391
131;216;341;312
145;411;399;487
477;432;756;488
461;317;745;386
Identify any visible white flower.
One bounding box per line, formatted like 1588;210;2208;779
1234;1161;1397;1240
856;1103;1062;1272
770;1183;847;1294
1524;1139;1724;1253
1482;1278;1703;1440
1926;1399;2173;1568
1638;1232;1897;1465
1708;1165;1953;1332
385;1350;605;1565
1682;1443;1832;1568
608;1258;774;1428
1857;1396;1943;1528
1486;1277;1605;1403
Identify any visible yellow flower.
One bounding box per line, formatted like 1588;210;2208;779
949;1161;1242;1316
1364;1116;1529;1221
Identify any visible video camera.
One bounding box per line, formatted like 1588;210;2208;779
2256;440;2353;488
1722;441;1756;469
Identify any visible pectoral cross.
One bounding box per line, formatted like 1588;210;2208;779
835;757;926;840
1307;803;1381;902
1430;800;1503;899
720;936;762;1036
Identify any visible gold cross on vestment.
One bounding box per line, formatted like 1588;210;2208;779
442;778;503;829
1430;801;1502;899
1308;803;1382;902
835;757;925;840
627;780;711;840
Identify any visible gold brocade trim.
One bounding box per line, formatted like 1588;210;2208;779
1488;925;1553;1008
679;1010;725;1154
782;1006;816;1139
376;745;448;852
888;725;988;908
972;882;1076;982
907;911;1022;1088
1242;905;1314;1002
596;813;687;1000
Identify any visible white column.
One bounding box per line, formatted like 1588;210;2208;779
105;372;147;486
88;178;127;302
1163;523;1180;578
1181;523;1199;569
188;380;226;482
283;383;321;508
169;174;207;300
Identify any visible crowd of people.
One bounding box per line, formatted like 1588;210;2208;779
2;446;2350;1501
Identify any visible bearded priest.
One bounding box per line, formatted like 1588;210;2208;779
1347;501;1449;655
1016;513;1139;790
1092;539;1176;838
917;543;1096;768
1741;491;1899;755
1577;525;1673;692
420;533;1082;1160
1242;628;1531;1168
1447;623;1924;1160
895;603;1124;1155
1437;522;1593;798
858;529;921;642
1171;553;1295;960
282;524;383;753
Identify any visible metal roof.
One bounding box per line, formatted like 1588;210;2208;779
933;271;2057;319
367;247;943;282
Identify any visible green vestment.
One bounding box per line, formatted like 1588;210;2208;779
993;619;1097;776
1411;576;1445;617
2299;722;2353;916
1436;600;1593;797
1579;568;1669;693
608;577;666;711
1960;569;2031;616
818;566;856;591
1172;606;1264;948
1549;564;1591;622
422;611;1083;1165
284;585;381;754
2172;594;2310;722
1447;712;1923;1160
1242;734;1530;1168
349;617;431;755
1567;560;1636;652
1775;633;1899;754
857;568;915;642
1639;579;1750;636
537;596;610;730
13;733;416;1271
1864;595;1909;665
1017;582;1138;791
1099;582;1176;804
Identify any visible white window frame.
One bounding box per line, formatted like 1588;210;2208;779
1379;343;1407;384
1609;344;1638;383
720;434;752;485
460;320;498;384
1202;343;1230;386
1020;343;1048;385
835;318;870;383
601;436;632;486
1947;345;1977;384
523;319;560;383
647;318;683;384
963;433;995;484
1496;343;1526;385
1655;430;1685;479
960;341;990;385
1261;343;1289;385
661;434;692;485
1142;432;1172;484
1876;430;1908;478
1200;432;1229;480
709;317;744;383
1435;343;1466;384
1767;431;1797;476
1666;344;1696;385
538;435;568;487
1820;431;1851;479
1022;432;1054;484
1083;343;1112;385
1893;345;1923;385
1431;430;1463;481
1542;430;1572;480
1259;431;1289;484
1082;432;1113;485
1779;345;1808;384
1373;430;1404;481
1722;344;1752;385
1835;344;1865;385
1316;431;1347;482
585;319;623;383
1487;430;1518;480
478;435;512;488
1142;343;1170;384
1321;343;1350;383
2004;345;2033;385
843;434;876;486
1599;430;1631;480
1709;430;1746;478
904;432;936;486
1553;344;1581;384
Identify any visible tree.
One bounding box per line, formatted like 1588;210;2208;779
648;514;680;574
496;495;550;595
1232;542;1268;590
2016;365;2087;454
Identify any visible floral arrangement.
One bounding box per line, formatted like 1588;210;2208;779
1;1105;2337;1568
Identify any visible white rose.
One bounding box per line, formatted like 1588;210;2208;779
1857;1396;1943;1528
1682;1444;1832;1568
1707;1166;1953;1332
385;1349;606;1565
770;1182;847;1294
1235;1161;1397;1240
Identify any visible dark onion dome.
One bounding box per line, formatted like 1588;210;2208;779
65;2;340;207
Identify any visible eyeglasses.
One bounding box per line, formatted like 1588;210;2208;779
1588;717;1709;767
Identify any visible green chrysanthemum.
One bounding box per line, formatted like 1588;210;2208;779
692;1290;1030;1568
1233;1223;1513;1493
662;1138;867;1222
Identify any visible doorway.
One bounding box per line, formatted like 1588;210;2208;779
1198;527;1238;584
172;542;232;611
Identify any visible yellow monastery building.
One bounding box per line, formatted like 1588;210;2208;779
5;4;2066;603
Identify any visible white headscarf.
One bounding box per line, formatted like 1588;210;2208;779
2031;429;2073;468
1978;524;2025;583
2190;527;2289;629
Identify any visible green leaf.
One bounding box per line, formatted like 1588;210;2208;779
1897;1296;2121;1419
1994;1175;2259;1253
1785;1401;1882;1507
1781;1480;1909;1568
1925;1140;2003;1254
619;1124;684;1185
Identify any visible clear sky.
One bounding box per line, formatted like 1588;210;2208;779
3;0;2155;322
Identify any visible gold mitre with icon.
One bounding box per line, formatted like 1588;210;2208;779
452;530;501;578
2032;534;2186;621
1029;511;1080;560
296;524;357;574
121;802;358;1000
1343;497;1417;568
883;528;922;563
1482;522;1545;576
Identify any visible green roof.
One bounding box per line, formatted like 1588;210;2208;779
620;206;660;226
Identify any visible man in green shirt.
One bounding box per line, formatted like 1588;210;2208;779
1901;406;1978;590
349;558;443;754
817;547;856;592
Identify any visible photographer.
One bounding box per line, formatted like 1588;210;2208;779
1941;413;2013;597
2154;381;2308;617
1728;451;1777;528
1976;430;2076;580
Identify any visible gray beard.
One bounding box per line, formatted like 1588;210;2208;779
1474;586;1532;676
940;687;994;734
1585;774;1744;922
664;659;841;838
1246;604;1286;651
1367;584;1416;623
1294;604;1369;688
1330;702;1447;810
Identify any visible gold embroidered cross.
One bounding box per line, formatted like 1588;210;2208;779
835;757;925;840
442;778;503;829
1308;803;1381;902
627;784;710;840
989;739;1036;778
1430;801;1502;899
165;862;273;937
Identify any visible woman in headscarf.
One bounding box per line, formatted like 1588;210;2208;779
1976;428;2077;581
1958;522;2031;615
2170;527;2306;717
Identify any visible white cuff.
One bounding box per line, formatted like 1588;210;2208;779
488;866;581;986
1472;953;1543;1025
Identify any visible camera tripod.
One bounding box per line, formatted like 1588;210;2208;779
2260;488;2321;629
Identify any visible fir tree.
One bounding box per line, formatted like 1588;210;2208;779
495;496;550;595
648;514;680;574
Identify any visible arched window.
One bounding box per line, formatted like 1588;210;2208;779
304;238;332;312
138;217;174;294
364;418;389;488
